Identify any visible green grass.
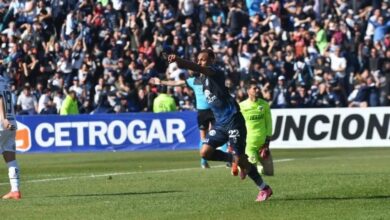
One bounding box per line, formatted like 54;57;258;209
1;148;390;220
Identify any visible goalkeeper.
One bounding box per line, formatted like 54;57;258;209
239;81;274;176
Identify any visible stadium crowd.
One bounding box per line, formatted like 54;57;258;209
1;0;389;115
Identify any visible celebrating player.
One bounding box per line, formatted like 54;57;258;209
167;49;272;202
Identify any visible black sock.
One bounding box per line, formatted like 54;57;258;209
206;150;233;162
247;164;265;189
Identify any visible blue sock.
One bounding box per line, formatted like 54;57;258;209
200;140;207;165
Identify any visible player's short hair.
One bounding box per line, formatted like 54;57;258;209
68;89;77;96
158;85;168;93
246;80;258;90
199;49;215;60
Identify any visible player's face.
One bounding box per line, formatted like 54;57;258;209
197;53;212;67
248;85;260;98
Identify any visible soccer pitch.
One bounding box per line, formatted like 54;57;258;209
1;148;390;220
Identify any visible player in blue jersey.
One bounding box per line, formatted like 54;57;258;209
150;72;229;169
166;49;273;202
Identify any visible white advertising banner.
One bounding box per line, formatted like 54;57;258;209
271;107;390;148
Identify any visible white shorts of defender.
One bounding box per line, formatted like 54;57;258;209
0;130;16;153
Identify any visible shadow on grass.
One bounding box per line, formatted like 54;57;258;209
40;190;182;198
277;195;390;201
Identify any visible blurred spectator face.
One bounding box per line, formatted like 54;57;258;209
1;34;7;42
267;62;275;71
286;45;293;53
298;86;306;96
81;63;89;71
118;59;124;68
276;51;283;59
278;77;285;86
184;17;192;27
38;0;45;8
9;21;15;29
106;50;113;58
143;40;150;48
371;49;377;57
378;17;384;25
374;9;381;17
319;83;327;94
22;43;30;52
266;6;273;15
227;47;234;56
73;78;79;85
64;49;70;58
242;43;249;52
384;35;390;47
334;47;341;56
9;44;17;53
241;27;248;35
385;50;390;58
187;36;194;44
225;78;233;88
24;87;32;95
173;36;181;45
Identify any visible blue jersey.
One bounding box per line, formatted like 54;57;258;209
186;77;210;110
201;66;239;125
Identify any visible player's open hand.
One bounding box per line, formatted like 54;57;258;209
167;54;177;63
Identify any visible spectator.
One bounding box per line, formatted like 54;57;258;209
16;85;38;115
271;75;290;108
40;97;57;114
290;83;311;108
37;88;51;113
52;89;65;113
310;82;335;108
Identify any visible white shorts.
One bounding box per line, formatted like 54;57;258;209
0;130;16;153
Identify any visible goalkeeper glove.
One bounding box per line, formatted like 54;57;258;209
259;137;271;159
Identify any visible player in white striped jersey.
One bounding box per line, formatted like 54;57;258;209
0;75;21;199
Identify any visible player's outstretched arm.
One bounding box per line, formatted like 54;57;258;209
167;55;216;76
149;77;186;87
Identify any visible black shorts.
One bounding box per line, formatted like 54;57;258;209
197;109;215;130
204;113;247;155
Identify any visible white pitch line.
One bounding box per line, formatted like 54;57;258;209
0;158;294;186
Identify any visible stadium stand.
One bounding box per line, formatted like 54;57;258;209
0;0;388;115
